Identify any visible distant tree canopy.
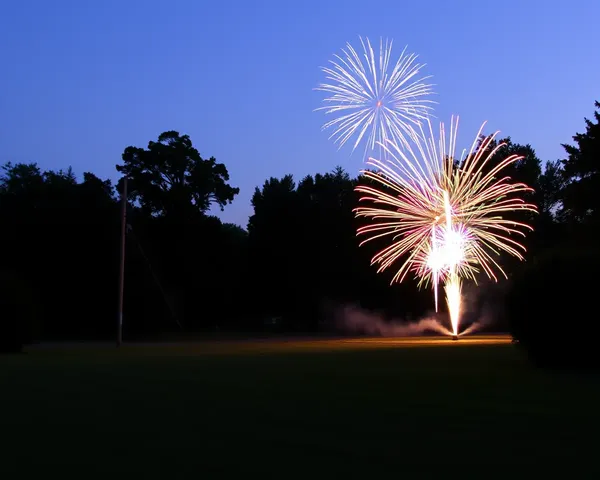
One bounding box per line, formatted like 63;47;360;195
116;131;239;218
246;166;433;328
247;168;360;326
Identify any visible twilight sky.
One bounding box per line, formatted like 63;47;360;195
1;0;598;227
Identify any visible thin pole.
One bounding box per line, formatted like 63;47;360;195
117;177;128;347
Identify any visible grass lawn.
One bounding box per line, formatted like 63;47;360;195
2;342;600;478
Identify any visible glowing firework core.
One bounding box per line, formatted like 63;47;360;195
445;274;462;336
355;118;537;336
421;190;467;335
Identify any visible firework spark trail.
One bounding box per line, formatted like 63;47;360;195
355;116;537;335
315;37;435;158
445;274;461;336
430;190;464;335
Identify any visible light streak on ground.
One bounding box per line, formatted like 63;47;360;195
25;335;513;355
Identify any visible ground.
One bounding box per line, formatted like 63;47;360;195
2;336;600;478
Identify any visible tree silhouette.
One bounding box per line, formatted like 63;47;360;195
537;160;565;218
0;162;120;340
116;131;239;218
560;100;600;225
1;101;598;346
466;135;542;209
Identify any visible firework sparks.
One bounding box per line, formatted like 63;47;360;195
355;116;537;335
315;37;435;157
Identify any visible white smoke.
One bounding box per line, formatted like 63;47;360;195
334;304;452;336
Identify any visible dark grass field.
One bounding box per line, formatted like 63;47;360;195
2;338;600;478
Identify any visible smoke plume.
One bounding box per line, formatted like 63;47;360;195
334;304;451;336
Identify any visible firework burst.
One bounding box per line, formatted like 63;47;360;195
355;116;537;335
315;37;435;157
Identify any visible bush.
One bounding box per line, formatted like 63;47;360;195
0;270;40;353
0;305;23;353
506;247;600;369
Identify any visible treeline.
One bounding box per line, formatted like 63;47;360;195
1;103;599;355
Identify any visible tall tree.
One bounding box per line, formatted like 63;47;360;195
116;131;239;217
537;160;565;218
247;174;299;321
246;166;429;329
560;101;600;225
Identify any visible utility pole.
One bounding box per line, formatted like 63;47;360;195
117;177;128;347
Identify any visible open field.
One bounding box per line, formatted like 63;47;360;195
2;336;600;478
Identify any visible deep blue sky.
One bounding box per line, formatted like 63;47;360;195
1;0;598;227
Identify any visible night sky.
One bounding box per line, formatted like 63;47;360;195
1;0;598;227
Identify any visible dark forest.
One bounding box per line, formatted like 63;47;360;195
2;101;599;366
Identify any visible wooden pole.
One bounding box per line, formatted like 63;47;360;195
117;177;128;347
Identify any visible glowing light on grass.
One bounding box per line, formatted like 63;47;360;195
355;116;537;335
315;36;435;157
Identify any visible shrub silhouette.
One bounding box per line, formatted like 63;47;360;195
0;270;39;353
506;248;600;369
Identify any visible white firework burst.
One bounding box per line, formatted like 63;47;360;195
315;36;435;157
